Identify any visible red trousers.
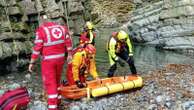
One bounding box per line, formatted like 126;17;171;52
66;63;86;85
41;58;64;110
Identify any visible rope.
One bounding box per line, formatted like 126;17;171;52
63;1;70;30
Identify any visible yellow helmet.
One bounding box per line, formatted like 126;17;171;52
86;21;94;30
117;30;128;40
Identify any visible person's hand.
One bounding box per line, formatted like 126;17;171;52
116;58;125;67
75;80;85;88
28;63;35;73
95;77;101;84
67;54;72;64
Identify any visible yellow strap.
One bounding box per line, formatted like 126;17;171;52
12;104;17;110
89;30;93;43
86;88;90;100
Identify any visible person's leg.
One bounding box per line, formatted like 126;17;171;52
108;63;117;77
79;74;86;83
127;57;137;74
66;63;76;85
118;51;137;74
108;53;117;77
56;60;64;105
41;60;58;110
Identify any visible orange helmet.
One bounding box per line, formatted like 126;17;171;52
85;44;96;54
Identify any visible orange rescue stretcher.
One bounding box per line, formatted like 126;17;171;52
59;75;143;99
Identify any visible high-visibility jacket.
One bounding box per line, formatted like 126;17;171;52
107;32;133;65
31;22;73;60
80;30;96;45
72;50;98;81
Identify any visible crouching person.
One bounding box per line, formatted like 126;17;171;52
107;30;137;77
66;44;99;88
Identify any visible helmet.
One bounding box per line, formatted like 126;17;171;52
117;30;128;40
85;44;96;54
86;21;94;30
42;15;48;19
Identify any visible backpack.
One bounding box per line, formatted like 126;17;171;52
0;87;30;110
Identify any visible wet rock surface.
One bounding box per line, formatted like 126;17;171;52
1;64;194;110
122;0;194;53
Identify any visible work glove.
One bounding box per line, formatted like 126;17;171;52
115;57;125;67
75;80;85;88
80;66;86;75
128;53;134;60
127;55;134;64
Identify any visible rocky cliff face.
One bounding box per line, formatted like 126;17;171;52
123;0;194;53
0;0;89;73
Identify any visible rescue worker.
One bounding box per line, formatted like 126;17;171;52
28;15;72;110
107;30;137;77
66;44;99;88
79;21;96;45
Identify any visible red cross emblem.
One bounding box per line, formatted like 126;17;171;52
51;28;62;39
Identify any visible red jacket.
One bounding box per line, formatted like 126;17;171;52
31;22;73;60
80;31;96;45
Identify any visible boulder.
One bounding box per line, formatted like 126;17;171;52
68;0;84;15
19;0;38;15
45;0;59;13
2;42;12;58
0;22;12;32
8;6;23;16
124;0;194;52
11;22;29;32
0;32;26;41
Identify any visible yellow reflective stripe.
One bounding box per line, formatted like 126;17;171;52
47;25;61;29
48;94;58;99
89;30;93;43
44;53;64;60
32;50;40;55
34;40;43;43
43;27;51;43
43;40;64;46
48;105;57;109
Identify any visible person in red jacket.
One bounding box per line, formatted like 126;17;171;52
79;21;96;45
28;15;72;110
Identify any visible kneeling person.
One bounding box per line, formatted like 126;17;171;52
67;44;99;88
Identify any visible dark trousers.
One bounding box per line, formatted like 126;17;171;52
108;51;137;77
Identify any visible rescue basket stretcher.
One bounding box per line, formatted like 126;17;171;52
60;75;143;99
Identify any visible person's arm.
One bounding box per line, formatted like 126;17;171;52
29;28;44;72
109;38;118;60
126;37;133;56
89;30;94;43
64;27;73;63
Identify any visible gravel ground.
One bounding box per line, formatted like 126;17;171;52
0;64;194;110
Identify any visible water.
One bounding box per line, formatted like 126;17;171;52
87;28;194;77
1;28;194;82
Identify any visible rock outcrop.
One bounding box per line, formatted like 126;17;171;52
0;0;89;73
123;0;194;52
